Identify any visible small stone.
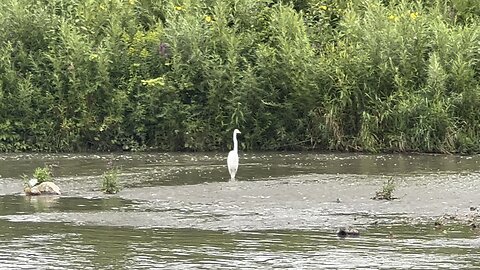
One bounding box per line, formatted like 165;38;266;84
336;227;359;238
28;178;38;188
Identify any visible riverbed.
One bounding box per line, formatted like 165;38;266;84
0;152;479;269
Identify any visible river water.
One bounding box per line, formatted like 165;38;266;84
0;152;479;269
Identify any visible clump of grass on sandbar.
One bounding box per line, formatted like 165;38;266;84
102;167;121;194
373;177;396;200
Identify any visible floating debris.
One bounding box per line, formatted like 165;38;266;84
336;227;360;238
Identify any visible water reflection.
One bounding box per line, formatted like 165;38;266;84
0;195;138;215
0;220;479;269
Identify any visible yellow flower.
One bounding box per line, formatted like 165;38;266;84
388;14;398;21
319;5;328;11
205;15;212;23
89;54;98;61
175;5;183;11
141;77;165;87
128;0;136;5
140;48;150;58
410;12;418;20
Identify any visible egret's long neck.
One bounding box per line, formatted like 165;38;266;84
233;133;238;152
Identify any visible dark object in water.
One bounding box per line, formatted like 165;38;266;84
337;227;360;238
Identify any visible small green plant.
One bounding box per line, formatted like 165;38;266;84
33;166;52;184
33;166;53;184
373;177;396;200
22;165;53;189
102;168;120;194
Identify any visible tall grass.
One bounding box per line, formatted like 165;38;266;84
0;0;479;153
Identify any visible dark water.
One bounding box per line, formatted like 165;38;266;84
0;153;479;269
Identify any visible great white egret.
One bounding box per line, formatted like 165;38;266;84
227;129;241;180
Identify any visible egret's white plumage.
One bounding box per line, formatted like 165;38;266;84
227;129;241;180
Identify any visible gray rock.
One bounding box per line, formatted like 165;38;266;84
25;181;61;196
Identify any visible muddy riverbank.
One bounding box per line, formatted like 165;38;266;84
1;152;479;269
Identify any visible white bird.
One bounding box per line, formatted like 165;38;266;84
227;129;241;180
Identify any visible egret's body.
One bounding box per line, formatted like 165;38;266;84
227;129;241;180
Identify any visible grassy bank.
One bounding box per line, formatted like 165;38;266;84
0;0;479;153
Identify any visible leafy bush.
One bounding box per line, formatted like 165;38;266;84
0;0;479;153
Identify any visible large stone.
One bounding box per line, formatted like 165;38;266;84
25;181;61;196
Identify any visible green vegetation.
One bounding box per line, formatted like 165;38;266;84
22;165;53;187
0;0;479;153
33;166;53;184
373;177;396;200
102;168;120;194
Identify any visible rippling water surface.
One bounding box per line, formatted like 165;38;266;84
1;153;479;269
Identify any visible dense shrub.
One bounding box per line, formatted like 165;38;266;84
0;0;479;153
